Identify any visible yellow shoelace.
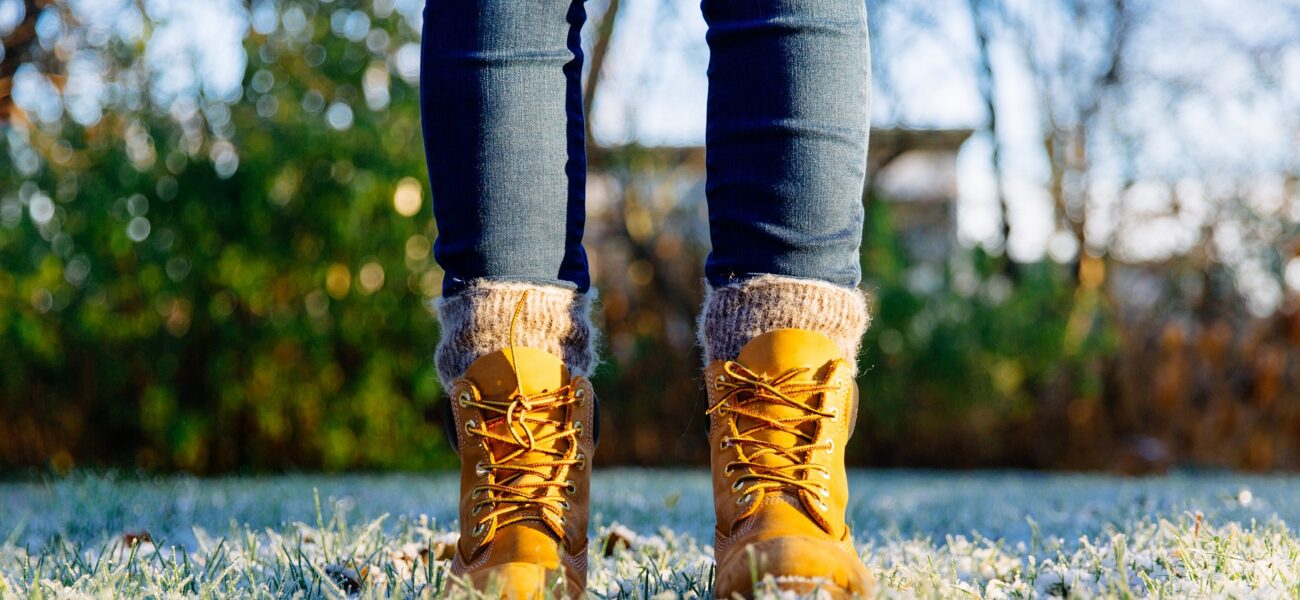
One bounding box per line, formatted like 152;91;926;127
459;385;583;547
707;361;839;527
459;290;584;548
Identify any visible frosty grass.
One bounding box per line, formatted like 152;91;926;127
2;470;1299;598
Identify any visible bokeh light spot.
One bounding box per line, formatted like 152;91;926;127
358;262;384;294
1286;257;1300;294
326;102;353;130
301;89;324;113
210;140;239;178
404;234;431;261
393;177;422;217
127;216;151;242
326;263;351;299
628;259;654;286
31;288;53;313
29;192;55;224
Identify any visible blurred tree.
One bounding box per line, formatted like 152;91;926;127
1;0;449;472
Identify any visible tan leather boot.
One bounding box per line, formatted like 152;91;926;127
706;329;874;599
445;346;595;598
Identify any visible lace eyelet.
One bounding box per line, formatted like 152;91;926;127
560;499;571;511
464;419;477;433
558;515;567;526
820;470;832;480
472;523;486;537
475;461;488;477
731;480;744;492
828;407;839;421
572;420;583;434
736;493;752;506
574;388;585;404
819;486;830;497
825;439;835;454
458;391;472;407
816;500;829;512
471;504;482;515
719;438;731;450
575;453;586;470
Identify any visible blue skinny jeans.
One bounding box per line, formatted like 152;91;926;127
421;0;870;296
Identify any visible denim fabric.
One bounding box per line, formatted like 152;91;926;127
701;0;871;288
421;0;590;296
420;0;870;293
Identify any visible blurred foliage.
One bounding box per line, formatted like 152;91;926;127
1;0;449;472
3;0;1299;474
855;196;1116;467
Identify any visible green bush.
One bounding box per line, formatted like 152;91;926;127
1;1;450;472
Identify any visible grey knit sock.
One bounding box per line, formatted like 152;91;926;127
434;280;598;388
699;275;871;373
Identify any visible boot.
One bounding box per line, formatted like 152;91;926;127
445;346;596;598
433;282;598;598
706;328;874;599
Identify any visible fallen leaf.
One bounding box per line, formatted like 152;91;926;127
601;525;638;557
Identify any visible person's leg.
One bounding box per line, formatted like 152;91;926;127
423;0;590;299
422;0;595;386
698;0;874;596
421;1;595;596
699;0;872;365
702;0;870;291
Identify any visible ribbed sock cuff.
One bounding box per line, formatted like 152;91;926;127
699;275;870;373
434;280;598;389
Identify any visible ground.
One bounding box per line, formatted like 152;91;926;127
2;470;1299;598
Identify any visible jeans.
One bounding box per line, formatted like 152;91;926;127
421;0;870;296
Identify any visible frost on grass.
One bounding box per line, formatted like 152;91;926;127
867;516;1300;598
2;472;1300;598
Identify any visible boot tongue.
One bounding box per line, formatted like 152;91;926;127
735;329;842;378
463;347;569;398
731;329;841;474
463;347;573;528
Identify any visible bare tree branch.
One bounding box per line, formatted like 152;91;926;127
583;0;620;162
968;0;1017;277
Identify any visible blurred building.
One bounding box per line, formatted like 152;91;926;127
869;129;973;263
587;127;973;259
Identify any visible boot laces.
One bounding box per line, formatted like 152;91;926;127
460;289;584;549
460;384;583;548
707;361;840;528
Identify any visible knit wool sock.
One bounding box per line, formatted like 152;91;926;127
699;275;870;373
434;280;598;388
